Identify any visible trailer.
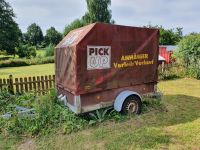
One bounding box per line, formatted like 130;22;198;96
55;23;159;115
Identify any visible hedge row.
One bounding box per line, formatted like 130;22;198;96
0;56;54;68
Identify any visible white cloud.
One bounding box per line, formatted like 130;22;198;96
7;0;87;33
111;0;200;34
7;0;200;35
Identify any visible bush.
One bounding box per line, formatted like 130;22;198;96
45;44;55;57
0;90;88;136
28;56;54;65
16;44;37;59
158;63;186;80
0;59;30;67
1;91;163;138
0;50;7;55
0;90;15;113
0;89;129;137
0;91;35;114
174;34;200;79
0;56;54;68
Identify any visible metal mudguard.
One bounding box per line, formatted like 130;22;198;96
114;90;142;112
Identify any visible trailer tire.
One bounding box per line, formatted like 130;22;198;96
121;95;142;115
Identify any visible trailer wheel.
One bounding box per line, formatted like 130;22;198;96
121;95;142;115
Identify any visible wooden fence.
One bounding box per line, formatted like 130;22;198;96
0;75;55;95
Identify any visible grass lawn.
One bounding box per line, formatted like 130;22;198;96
0;63;54;78
1;78;200;150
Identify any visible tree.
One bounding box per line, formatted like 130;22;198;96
63;19;84;36
144;25;183;45
82;0;114;24
174;27;183;44
160;27;183;45
0;0;22;55
16;44;36;59
26;23;44;47
21;33;29;45
174;34;200;79
45;27;62;45
63;0;114;36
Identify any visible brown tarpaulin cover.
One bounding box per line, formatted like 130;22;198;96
55;23;159;95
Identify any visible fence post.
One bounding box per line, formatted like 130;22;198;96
161;61;165;73
8;74;14;94
0;79;2;92
15;78;19;94
1;74;55;95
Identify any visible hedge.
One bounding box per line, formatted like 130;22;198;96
0;56;54;68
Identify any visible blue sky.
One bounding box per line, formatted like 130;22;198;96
7;0;200;35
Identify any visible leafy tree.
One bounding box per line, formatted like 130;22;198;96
82;0;114;24
63;19;84;36
144;25;183;45
26;23;44;47
21;33;29;45
63;0;114;36
45;27;62;45
160;27;183;45
82;13;90;25
174;27;183;43
16;44;36;59
174;34;200;79
188;32;199;36
0;0;22;55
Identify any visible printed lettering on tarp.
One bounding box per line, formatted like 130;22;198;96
113;53;154;69
87;46;111;70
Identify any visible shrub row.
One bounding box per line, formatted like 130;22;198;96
0;56;54;68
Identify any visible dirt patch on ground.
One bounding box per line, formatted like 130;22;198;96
17;139;36;150
81;129;92;136
83;140;106;149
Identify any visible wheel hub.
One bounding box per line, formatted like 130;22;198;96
127;102;137;113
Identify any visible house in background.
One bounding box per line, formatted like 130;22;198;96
159;45;176;64
158;55;166;64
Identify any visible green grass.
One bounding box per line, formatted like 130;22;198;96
0;63;54;78
37;78;200;150
1;78;200;150
0;135;21;150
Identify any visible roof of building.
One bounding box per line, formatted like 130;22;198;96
159;45;177;51
158;55;166;61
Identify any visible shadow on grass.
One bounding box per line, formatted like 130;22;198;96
106;127;174;149
142;94;200;127
159;74;182;81
104;94;200;149
82;94;200;130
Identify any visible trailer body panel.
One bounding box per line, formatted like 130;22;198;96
55;23;159;113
